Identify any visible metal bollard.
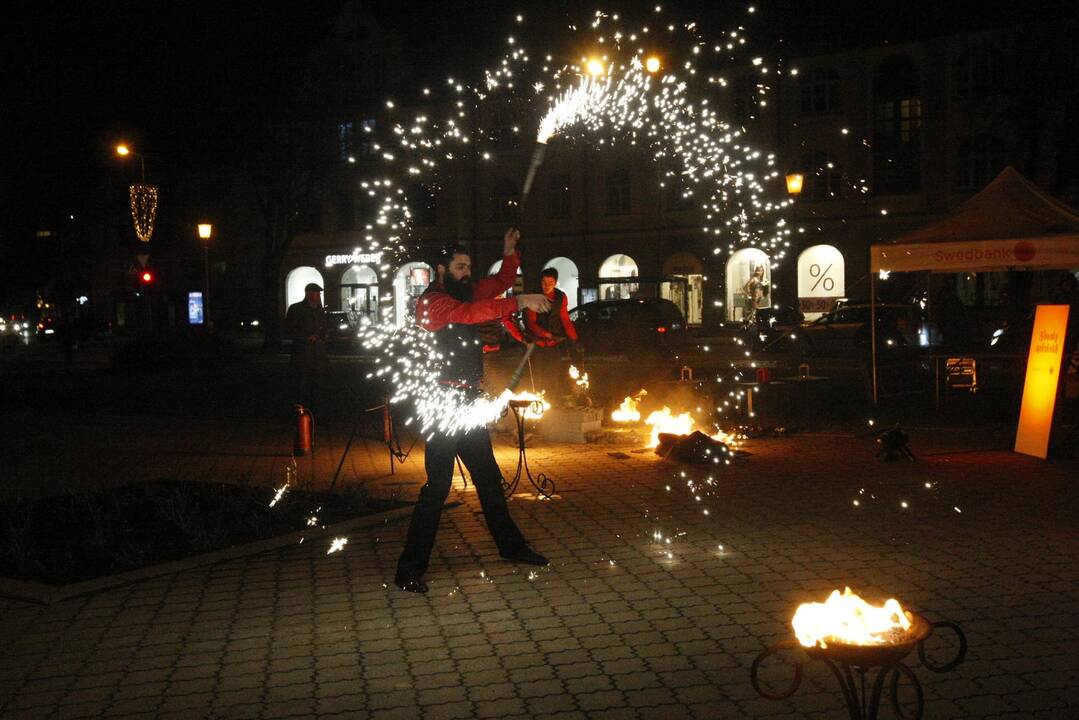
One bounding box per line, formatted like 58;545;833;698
294;404;313;455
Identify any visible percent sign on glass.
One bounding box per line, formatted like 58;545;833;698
809;263;835;292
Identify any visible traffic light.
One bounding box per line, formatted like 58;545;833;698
139;270;154;285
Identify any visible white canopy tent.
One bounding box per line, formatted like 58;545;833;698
868;167;1079;403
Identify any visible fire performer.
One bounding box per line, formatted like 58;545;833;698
395;228;552;593
524;267;579;350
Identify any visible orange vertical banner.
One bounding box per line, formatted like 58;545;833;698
1014;305;1070;459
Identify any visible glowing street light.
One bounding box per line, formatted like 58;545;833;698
645;56;662;73
197;223;213;327
785;172;804;197
115;140;156;242
115;142;146;183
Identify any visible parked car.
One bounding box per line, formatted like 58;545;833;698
569;298;689;362
748;303;805;351
799;303;920;357
326;311;360;352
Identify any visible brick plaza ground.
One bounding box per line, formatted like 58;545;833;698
2;397;1077;719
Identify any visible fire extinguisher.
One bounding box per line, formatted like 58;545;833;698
294;404;313;456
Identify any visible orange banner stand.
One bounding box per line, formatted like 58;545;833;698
1014;305;1071;459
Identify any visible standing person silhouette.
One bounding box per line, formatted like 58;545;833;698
395;228;552;594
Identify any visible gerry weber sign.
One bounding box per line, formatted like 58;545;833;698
325;250;384;267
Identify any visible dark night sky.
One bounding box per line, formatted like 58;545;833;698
1;0;1074;309
6;0;1073;172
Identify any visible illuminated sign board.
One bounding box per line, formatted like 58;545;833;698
325;250;383;267
1014;304;1070;459
188;292;204;325
797;244;845;320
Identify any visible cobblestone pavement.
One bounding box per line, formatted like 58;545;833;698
1;420;1077;719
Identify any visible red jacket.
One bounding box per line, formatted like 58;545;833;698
524;288;578;344
417;252;520;331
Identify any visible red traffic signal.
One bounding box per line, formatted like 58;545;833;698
140;270;154;284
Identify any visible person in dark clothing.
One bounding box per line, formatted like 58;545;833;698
395;228;552;594
285;282;329;410
524;267;578;348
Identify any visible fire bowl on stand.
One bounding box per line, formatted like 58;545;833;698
751;595;966;720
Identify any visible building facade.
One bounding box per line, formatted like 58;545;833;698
282;15;1079;330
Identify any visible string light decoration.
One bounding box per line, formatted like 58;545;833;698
358;6;791;435
128;184;159;243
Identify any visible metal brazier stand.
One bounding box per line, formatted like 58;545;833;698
750;615;966;720
501;399;556;499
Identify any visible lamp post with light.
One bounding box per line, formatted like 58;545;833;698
115;142;158;244
115;143;146;184
198;223;212;327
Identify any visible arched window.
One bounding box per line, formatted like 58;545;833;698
285;267;325;308
662;251;704;325
873;55;922;194
804;152;842;200
599;254;638;300
796;245;846;320
725;248;771;323
489;178;519;222
954;135;1005;190
799;67;841;114
340;265;379;323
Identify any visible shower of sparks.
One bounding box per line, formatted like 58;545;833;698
327;537;349;554
268;484;289;508
356;7;789;432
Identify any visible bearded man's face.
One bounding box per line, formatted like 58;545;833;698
442;253;473;301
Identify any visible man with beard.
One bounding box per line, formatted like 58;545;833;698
395;228;552;593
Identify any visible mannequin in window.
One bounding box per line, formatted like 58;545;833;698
743;265;767;324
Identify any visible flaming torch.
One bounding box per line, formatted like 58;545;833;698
520;61;613;211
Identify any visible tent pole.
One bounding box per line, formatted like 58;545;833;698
871;268;878;406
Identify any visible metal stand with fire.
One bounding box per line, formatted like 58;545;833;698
750;588;966;720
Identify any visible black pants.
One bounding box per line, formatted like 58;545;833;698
396;426;527;579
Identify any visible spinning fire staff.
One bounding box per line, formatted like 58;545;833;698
394;228;553;594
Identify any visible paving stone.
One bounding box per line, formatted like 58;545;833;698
0;432;1073;720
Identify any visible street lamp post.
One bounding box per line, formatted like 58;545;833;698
116;143;158;243
115;144;146;184
198;223;213;328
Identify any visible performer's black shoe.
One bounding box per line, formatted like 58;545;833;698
501;546;549;566
395;574;429;594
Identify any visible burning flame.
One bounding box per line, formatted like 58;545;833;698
792;587;913;649
645;406;695;447
569;365;589;390
612;391;740;450
506;390;550;419
611;389;647;423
